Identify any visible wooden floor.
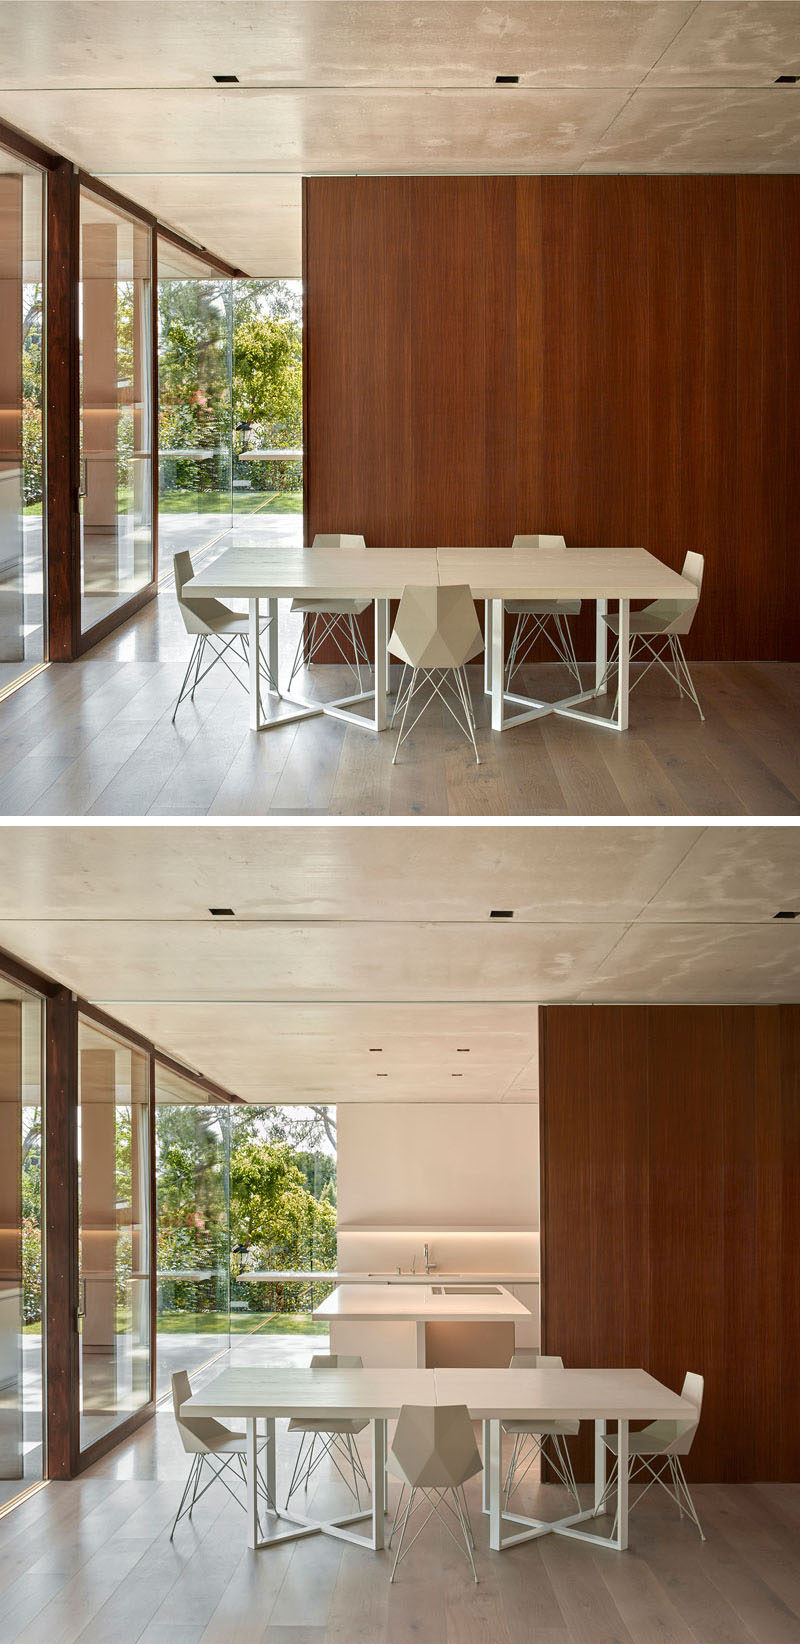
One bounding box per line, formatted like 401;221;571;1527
2;1392;798;1644
0;591;798;815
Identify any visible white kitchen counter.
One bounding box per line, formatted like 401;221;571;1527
239;1270;539;1285
315;1282;531;1368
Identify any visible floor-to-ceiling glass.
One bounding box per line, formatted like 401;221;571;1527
0;144;46;694
157;242;232;582
230;279;303;551
154;1066;230;1397
79;190;153;635
0;975;44;1509
77;1019;151;1450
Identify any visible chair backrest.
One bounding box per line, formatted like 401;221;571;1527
310;1353;363;1369
390;1404;482;1489
509;1352;564;1369
664;550;704;634
312;533;366;551
171;1368;231;1455
388;584;483;670
173;549;231;636
512;533;567;552
662;1371;704;1455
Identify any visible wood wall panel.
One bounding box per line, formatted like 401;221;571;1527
304;176;800;661
539;1005;800;1482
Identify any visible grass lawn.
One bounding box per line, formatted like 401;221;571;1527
158;1311;327;1336
23;490;302;518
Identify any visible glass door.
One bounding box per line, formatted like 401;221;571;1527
79;188;153;636
78;1018;151;1451
0;145;46;693
0;974;44;1509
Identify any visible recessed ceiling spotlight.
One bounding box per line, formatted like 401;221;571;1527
495;74;519;85
490;909;514;919
368;1047;383;1052
456;1047;470;1053
209;907;235;916
376;1072;388;1077
773;909;799;919
774;74;799;83
451;1072;463;1078
213;74;240;84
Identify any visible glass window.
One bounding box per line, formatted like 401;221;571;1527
0;145;46;693
157;240;232;582
79;189;153;634
154;1065;230;1397
0;975;44;1509
78;1019;151;1450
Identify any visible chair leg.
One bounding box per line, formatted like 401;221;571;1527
392;668;419;764
171;637;201;722
388;1482;406;1548
169;1454;201;1539
452;1486;479;1582
348;615;364;693
673;637;705;721
672;1457;706;1540
390;1486;416;1582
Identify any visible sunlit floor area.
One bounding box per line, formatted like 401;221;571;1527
0;1340;796;1644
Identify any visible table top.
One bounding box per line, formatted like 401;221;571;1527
313;1281;530;1324
184;543;695;604
181;1365;693;1424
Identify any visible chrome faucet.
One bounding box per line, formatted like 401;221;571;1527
424;1242;430;1274
411;1254;416;1274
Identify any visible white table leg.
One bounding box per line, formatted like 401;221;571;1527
249;599;262;731
372;1419;385;1550
617;599;630;731
484;600;492;696
265;1415;277;1512
488;1419;502;1550
267;597;280;697
383;1419;389;1516
616;1420;629;1550
246;1417;259;1549
482;1420;490;1515
595;598;608;696
491;599;504;732
374;599;388;732
594;1418;606;1515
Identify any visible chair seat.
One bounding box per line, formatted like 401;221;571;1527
604;602;691;637
290;598;371;616
603;1420;685;1457
502;1418;580;1438
388;1449;483;1489
504;600;581;617
288;1416;369;1435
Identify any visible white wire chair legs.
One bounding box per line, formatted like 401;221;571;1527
505;611;582;692
391;666;480;764
599;632;704;721
172;630;277;722
288;611;372;692
594;1449;705;1542
388;1483;478;1583
169;1444;275;1540
502;1431;581;1512
284;1428;371;1511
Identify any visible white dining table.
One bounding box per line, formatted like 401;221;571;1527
181;1363;694;1557
183;542;695;736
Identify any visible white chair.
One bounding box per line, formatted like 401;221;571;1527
171;548;276;721
502;1352;581;1510
504;534;582;690
288;533;371;691
285;1354;371;1509
597;1371;706;1541
389;584;484;765
602;550;705;720
169;1368;273;1539
388;1404;483;1583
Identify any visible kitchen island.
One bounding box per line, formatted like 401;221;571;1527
314;1281;531;1368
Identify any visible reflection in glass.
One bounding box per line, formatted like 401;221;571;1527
0;147;46;692
0;977;44;1509
155;1066;230;1396
78;1020;151;1449
157;241;232;580
79;190;153;633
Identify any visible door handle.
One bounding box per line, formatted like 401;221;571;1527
77;1277;87;1319
78;457;88;499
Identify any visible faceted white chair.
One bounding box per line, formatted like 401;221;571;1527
388;1404;483;1583
505;534;582;690
288;533;371;691
169;1369;273;1539
502;1353;581;1510
602;550;705;720
171;548;277;721
285;1354;371;1509
597;1371;706;1541
389;584;484;765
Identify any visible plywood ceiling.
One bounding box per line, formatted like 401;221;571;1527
0;2;798;272
0;825;797;1103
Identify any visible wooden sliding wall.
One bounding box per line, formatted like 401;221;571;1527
304;175;800;661
539;1004;800;1482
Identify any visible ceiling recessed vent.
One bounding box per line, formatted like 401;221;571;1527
451;1072;463;1078
376;1072;388;1077
490;909;514;919
213;74;240;84
775;74;799;83
495;74;519;85
773;909;799;919
369;1047;383;1052
456;1047;470;1053
209;907;235;917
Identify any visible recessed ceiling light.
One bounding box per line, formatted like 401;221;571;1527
495;74;519;85
376;1072;388;1077
456;1047;470;1053
451;1073;463;1078
490;909;514;919
774;74;798;84
213;74;239;84
209;907;235;916
773;909;799;919
369;1047;383;1052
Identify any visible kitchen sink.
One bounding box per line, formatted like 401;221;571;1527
431;1284;501;1296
